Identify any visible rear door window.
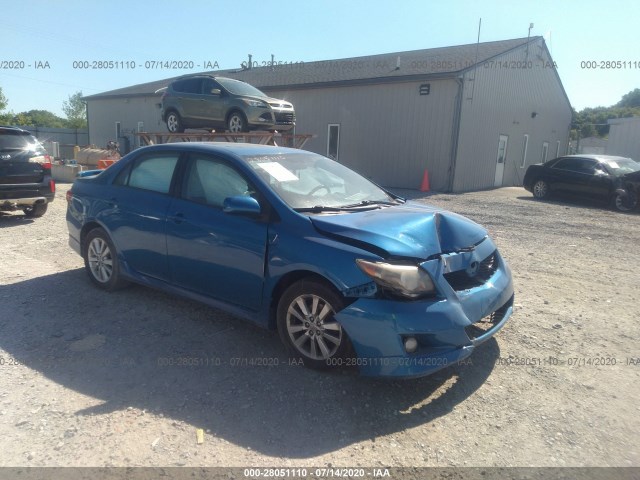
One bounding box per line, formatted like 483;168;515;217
124;153;180;194
173;78;202;94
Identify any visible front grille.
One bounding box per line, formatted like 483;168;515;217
443;250;498;291
268;103;291;109
274;112;295;124
464;295;513;340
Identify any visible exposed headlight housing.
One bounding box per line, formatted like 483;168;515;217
242;98;268;108
356;259;436;299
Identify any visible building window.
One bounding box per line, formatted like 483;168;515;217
556;140;561;158
115;121;121;141
520;134;529;168
327;124;340;161
542;142;549;163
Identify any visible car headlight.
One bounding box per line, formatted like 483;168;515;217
356;259;436;299
242;99;268;108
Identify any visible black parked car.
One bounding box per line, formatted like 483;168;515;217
523;154;640;212
0;126;54;218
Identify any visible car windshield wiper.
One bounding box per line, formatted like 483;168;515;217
339;199;404;208
294;205;358;213
295;199;405;213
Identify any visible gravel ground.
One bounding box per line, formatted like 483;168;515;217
0;183;638;468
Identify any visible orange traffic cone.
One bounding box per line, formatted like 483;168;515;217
420;169;430;192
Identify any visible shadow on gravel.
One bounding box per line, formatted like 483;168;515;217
0;211;35;227
516;194;640;214
0;269;499;459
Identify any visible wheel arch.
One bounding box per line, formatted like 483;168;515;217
164;108;179;120
80;221;109;257
225;109;247;124
267;270;347;330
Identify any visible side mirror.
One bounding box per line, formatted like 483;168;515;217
223;196;261;216
210;88;221;95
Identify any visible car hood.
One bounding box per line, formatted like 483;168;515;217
621;170;640;182
244;95;293;108
310;201;487;260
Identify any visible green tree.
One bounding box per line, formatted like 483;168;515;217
572;89;640;139
13;110;67;128
616;88;640;108
62;91;87;129
0;87;8;112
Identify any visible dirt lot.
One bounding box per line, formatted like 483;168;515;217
0;183;638;469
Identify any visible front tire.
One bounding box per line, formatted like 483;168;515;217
613;189;638;212
23;203;48;218
277;280;351;369
532;179;549;199
166;111;184;133
226;111;248;133
83;228;128;291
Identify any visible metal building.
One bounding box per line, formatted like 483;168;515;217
83;36;572;192
606;117;640;160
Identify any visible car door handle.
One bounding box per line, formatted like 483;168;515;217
169;212;184;224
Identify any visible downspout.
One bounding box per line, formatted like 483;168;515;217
84;101;90;146
447;76;464;192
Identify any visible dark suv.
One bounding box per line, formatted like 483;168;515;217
161;75;295;133
0;126;54;218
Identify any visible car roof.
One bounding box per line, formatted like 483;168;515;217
171;74;238;83
560;154;634;162
150;142;310;157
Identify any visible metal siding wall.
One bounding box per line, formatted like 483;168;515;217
268;80;458;190
453;40;572;191
20;127;88;146
607;120;640;160
87;96;165;149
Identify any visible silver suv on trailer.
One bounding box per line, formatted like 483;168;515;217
161;75;295;134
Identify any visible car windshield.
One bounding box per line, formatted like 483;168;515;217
602;158;640;175
243;152;397;210
216;78;267;98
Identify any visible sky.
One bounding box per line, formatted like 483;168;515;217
1;0;639;117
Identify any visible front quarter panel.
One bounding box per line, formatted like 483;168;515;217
265;217;378;302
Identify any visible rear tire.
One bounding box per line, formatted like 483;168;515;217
23;203;48;218
166;111;184;133
83;228;128;291
277;279;351;370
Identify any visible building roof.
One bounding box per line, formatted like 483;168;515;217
608;116;640;125
84;37;541;100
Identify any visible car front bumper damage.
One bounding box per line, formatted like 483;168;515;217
335;238;514;378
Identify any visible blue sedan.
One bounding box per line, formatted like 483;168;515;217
66;143;514;378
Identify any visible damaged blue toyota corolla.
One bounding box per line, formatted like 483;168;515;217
66;143;513;378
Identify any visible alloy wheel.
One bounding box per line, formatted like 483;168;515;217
285;293;343;360
533;180;548;198
228;114;244;133
87;237;113;283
